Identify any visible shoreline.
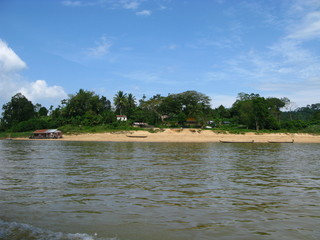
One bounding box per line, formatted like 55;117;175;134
11;129;320;143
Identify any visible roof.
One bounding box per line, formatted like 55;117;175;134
33;129;61;133
46;129;61;133
186;118;197;121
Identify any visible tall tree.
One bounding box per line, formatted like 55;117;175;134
113;91;127;115
98;96;112;113
127;93;136;109
126;93;136;118
216;105;231;118
252;97;270;131
34;103;49;117
1;93;35;128
140;94;164;124
266;97;285;124
62;89;109;117
282;97;296;120
231;93;279;130
175;91;211;117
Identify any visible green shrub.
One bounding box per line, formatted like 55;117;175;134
302;125;320;134
10;118;55;132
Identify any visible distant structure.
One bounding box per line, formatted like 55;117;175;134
116;115;127;121
132;122;148;128
30;129;63;139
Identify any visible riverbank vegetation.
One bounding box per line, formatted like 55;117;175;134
1;89;319;137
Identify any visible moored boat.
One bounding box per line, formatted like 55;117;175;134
126;135;148;138
220;140;254;143
268;139;294;143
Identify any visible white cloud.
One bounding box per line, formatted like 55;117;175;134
19;80;67;104
87;36;112;57
164;44;178;50
61;0;83;7
0;39;27;72
0;77;68;107
0;39;67;107
287;11;320;40
136;10;151;16
289;0;320;15
226;44;320;107
122;1;140;9
213;0;320;108
61;0;143;10
61;0;169;16
259;79;320;107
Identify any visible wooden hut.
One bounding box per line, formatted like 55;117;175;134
30;129;63;139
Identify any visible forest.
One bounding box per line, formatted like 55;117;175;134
1;89;319;136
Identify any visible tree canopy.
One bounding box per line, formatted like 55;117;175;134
1;93;35;128
0;90;319;133
231;93;287;130
62;89;111;118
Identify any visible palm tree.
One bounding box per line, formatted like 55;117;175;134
113;91;127;115
127;93;136;109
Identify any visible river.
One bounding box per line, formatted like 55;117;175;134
0;140;319;240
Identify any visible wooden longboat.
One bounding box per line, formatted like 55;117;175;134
268;139;294;143
126;135;148;138
220;140;254;143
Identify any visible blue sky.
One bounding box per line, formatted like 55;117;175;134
0;0;320;109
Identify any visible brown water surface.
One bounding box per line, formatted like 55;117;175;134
0;140;319;239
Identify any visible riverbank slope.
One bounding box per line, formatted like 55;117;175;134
13;129;320;143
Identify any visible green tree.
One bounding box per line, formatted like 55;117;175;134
252;97;270;131
159;94;181;115
216;105;230;118
62;89;110;117
177;112;187;125
1;93;35;128
38;106;49;117
140;94;164;125
60;89;112;126
237;92;260;101
266;97;285;125
231;93;279;130
34;103;49;117
175;90;211;118
127;93;136;109
126;93;136;118
113;91;127;115
99;96;112;113
232;98;254;128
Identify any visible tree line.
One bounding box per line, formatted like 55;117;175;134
1;90;319;133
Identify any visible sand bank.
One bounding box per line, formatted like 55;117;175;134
19;129;320;143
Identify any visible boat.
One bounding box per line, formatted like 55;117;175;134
219;140;254;143
126;135;148;138
268;139;294;143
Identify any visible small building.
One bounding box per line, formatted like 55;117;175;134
30;129;63;139
186;118;197;124
161;114;169;122
116;115;127;121
132;122;148;128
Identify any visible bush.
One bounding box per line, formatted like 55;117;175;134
10;118;55;132
281;120;308;130
302;125;320;134
265;116;280;130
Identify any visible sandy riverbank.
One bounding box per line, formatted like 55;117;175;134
15;129;320;143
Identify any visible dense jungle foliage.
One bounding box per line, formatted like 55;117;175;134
1;89;319;136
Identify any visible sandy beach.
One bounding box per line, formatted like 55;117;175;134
19;129;320;143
